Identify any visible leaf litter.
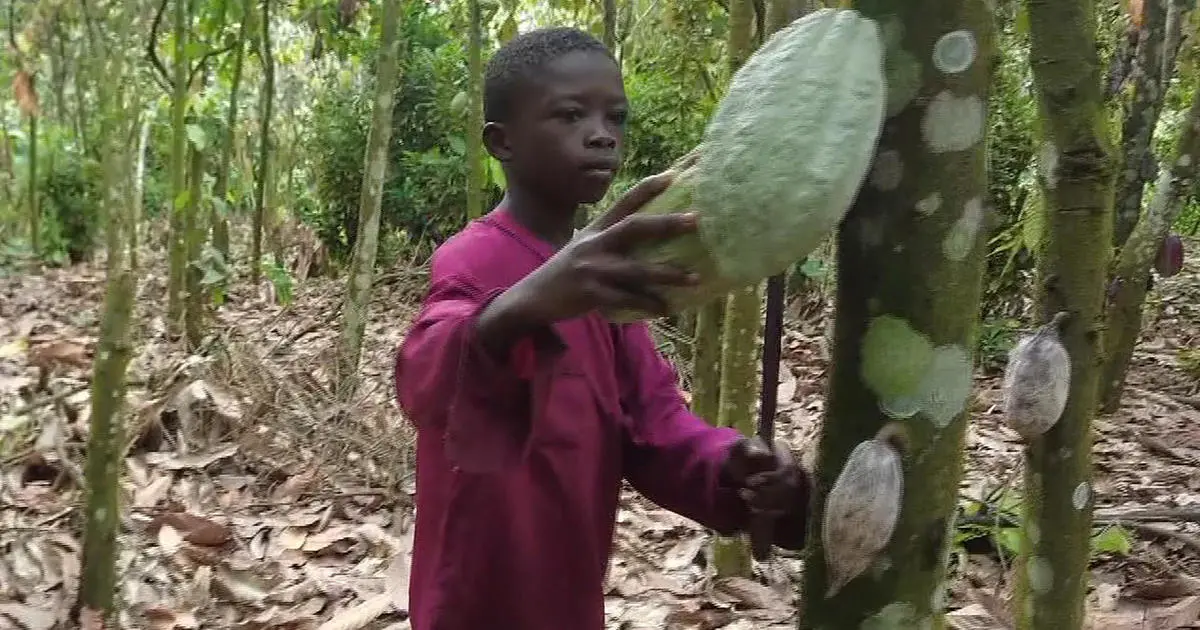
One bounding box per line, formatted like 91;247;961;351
0;236;1198;629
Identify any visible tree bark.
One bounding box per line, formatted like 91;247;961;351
213;0;251;262
800;1;993;625
712;282;764;576
1100;78;1200;412
77;4;139;621
1113;0;1169;248
1015;0;1115;627
336;0;402;398
466;0;485;221
251;0;274;283
710;0;759;579
184;138;206;350
167;0;189;332
27;111;38;258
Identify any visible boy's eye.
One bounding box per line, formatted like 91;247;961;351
609;110;628;125
557;107;584;122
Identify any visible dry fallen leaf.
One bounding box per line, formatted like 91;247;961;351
0;602;57;630
148;512;232;546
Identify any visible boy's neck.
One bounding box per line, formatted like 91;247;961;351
501;186;580;249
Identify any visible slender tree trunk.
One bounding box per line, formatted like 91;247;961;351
27;112;38;258
131;108;155;271
184;138;206;350
252;0;274;283
214;0;250;262
710;0;759;579
1100;79;1200;412
167;0;190;332
77;4;139;621
1113;0;1169;247
1015;0;1115;627
800;1;993;625
466;0;484;221
1161;0;1192;81
336;0;402;397
602;0;617;49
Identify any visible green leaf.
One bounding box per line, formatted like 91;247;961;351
1092;525;1133;556
447;135;465;155
186;124;208;150
487;156;506;190
995;527;1023;556
174;189;191;210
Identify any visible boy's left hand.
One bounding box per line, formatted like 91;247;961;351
722;437;812;553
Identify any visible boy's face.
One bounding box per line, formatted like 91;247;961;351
488;50;628;207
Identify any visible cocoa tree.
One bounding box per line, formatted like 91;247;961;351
335;0;402;398
1014;0;1115;626
709;0;758;578
800;1;993;625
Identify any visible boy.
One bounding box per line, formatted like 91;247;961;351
395;27;812;630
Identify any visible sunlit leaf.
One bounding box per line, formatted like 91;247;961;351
186;124;208;150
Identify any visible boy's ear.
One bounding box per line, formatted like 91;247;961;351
482;122;513;162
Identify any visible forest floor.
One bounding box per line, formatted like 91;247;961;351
1;235;1199;630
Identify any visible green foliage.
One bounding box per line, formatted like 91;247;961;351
40;149;101;264
975;316;1023;374
952;492;1134;569
261;256;294;305
307;4;503;263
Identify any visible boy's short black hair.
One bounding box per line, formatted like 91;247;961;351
483;27;615;123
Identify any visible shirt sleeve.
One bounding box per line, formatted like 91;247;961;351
615;322;750;536
394;272;564;473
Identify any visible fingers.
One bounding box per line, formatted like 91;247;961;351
587;281;671;318
601;212;699;251
581;257;698;288
591;171;675;231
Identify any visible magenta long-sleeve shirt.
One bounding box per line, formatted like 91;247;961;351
394;207;750;630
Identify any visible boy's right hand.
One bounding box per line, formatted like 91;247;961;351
481;172;701;342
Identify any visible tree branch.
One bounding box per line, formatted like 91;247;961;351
186;40;238;88
147;0;173;91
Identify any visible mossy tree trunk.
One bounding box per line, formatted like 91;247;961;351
184;133;206;350
77;2;140;621
800;1;993;626
1101;79;1200;413
167;0;190;333
466;0;485;221
336;0;402;398
1100;0;1193;410
1113;0;1169;248
602;0;617;50
710;0;759;579
1015;0;1115;627
251;0;274;284
213;0;251;262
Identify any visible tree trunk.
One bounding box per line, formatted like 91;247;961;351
167;0;190;333
214;0;251;262
1161;0;1192;81
131;108;155;271
712;282;765;576
336;0;402;398
602;0;617;50
800;1;993;625
466;0;485;221
27;112;38;259
184;138;206;350
77;6;139;621
1100;79;1200;412
1015;0;1115;627
765;0;813;34
252;0;274;283
709;0;759;579
1113;0;1169;248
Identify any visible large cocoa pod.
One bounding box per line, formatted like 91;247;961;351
821;424;904;598
1155;233;1184;278
1002;312;1071;440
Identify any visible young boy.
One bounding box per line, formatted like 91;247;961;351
395;27;812;630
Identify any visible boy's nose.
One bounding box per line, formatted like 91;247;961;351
585;130;617;149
